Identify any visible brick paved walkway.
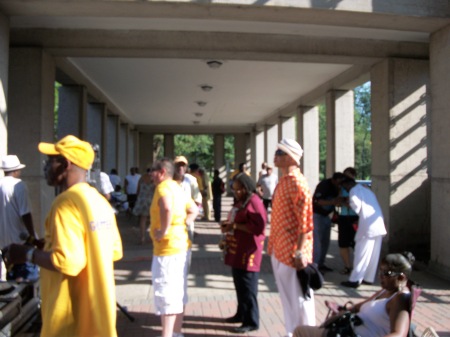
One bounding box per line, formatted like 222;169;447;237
115;197;450;337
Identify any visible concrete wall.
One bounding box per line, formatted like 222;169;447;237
8;48;56;230
429;24;450;279
371;58;430;259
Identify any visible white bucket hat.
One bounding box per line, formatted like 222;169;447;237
1;155;26;172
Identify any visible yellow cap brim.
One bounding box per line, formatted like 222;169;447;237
38;142;60;155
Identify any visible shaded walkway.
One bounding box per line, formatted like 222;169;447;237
115;197;450;337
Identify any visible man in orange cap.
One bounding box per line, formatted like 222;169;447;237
5;135;123;337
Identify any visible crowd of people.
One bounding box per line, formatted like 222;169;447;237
0;134;417;337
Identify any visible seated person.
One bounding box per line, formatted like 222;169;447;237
294;251;415;337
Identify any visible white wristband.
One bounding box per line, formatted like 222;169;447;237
294;250;303;259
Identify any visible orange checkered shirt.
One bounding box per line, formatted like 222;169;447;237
267;168;313;268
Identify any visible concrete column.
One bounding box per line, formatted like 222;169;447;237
100;106;108;170
298;106;320;190
325;90;355;177
250;130;257;180
234;133;251;176
57;85;88;139
132;130;139;169
214;134;225;173
278;115;296;140
266;124;278;176
119;123;127;176
139;132;154;171
429;25;450;279
371;58;430;258
8;47;55;230
86;102;105;148
0;13;8;160
106;114;119;174
254;129;265;180
164;133;175;158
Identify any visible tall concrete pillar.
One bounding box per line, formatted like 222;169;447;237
325;90;355;177
8;47;55;230
139;132;154;171
429;25;450;279
254;129;265;179
164;133;175;159
86;103;105;148
278;116;296;140
119;123;127;176
0;13;8;160
214;134;225;175
250;131;257;181
106;114;119;174
371;58;430;257
266;124;278;176
298;106;320;190
234;133;248;172
132;130;139;169
57;85;87;139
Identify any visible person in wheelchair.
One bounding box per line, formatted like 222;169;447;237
294;251;417;337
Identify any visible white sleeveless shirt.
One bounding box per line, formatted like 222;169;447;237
354;290;399;337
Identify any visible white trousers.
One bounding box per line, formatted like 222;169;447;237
349;235;383;283
271;255;316;336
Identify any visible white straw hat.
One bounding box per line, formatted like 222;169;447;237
1;155;26;172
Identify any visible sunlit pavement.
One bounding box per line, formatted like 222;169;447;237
115;197;450;337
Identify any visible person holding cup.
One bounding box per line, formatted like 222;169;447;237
221;173;266;333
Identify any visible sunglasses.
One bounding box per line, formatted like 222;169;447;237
275;149;287;156
379;269;403;277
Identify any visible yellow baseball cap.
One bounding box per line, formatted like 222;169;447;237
174;156;188;165
38;135;95;170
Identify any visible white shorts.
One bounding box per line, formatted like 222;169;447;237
151;250;190;315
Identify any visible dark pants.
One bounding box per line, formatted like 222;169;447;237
262;198;272;210
231;268;259;328
213;195;222;222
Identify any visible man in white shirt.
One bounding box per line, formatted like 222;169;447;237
124;167;141;211
340;177;387;288
174;156;202;240
257;165;278;211
0;155;38;281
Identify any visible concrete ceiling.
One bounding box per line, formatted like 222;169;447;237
2;1;448;134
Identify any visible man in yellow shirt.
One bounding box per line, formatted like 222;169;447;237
5;135;123;337
150;158;198;337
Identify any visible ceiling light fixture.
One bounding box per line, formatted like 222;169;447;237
200;84;213;92
193;121;200;125
196;101;207;107
206;60;223;69
194;112;203;118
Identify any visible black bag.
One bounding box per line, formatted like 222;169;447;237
322;311;363;337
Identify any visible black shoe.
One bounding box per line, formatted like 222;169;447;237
232;325;258;333
341;281;360;288
339;267;352;275
361;280;373;285
225;316;242;323
319;265;333;272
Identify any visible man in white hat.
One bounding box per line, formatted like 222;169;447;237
173;156;202;241
0;155;39;282
267;138;316;337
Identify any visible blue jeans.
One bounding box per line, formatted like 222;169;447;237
313;213;332;267
7;262;39;282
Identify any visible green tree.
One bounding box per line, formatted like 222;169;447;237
354;82;372;179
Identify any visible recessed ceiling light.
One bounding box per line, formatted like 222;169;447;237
194;112;203;117
206;60;223;69
196;101;207;107
200;85;213;92
193;121;200;125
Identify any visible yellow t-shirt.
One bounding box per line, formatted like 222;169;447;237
40;183;123;337
150;179;194;256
